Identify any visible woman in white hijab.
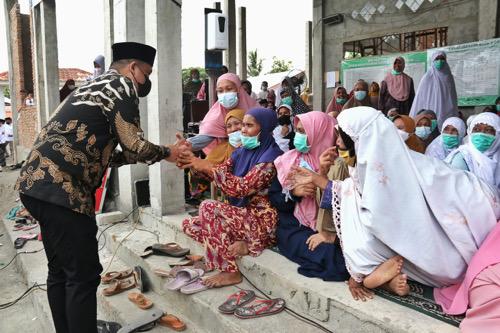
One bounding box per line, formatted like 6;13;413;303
291;107;500;296
445;112;500;191
410;51;458;128
425;117;466;160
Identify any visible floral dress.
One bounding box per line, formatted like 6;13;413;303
182;158;278;272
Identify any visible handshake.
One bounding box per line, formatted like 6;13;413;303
164;133;213;176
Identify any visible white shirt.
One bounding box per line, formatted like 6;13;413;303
4;123;13;142
0;125;6;144
25;98;35;106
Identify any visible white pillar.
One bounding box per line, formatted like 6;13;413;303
32;0;59;128
103;0;114;66
145;0;185;216
312;1;324;111
113;0;149;213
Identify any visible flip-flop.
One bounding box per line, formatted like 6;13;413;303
179;279;208;295
127;292;153;310
234;298;286;319
157;314;186;331
101;269;133;284
218;290;256;314
102;277;136;296
144;243;190;258
164;268;204;291
134;266;149;293
14;237;28;249
97;320;122;333
153;268;171;278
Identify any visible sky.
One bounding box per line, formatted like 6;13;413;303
0;0;312;75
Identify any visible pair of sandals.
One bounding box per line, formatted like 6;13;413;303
218;290;286;319
102;266;147;296
164;267;208;294
14;233;38;249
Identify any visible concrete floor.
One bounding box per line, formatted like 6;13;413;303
0;157;41;333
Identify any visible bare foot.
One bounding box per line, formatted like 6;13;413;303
384;273;410;296
228;241;249;258
363;255;403;289
203;271;242;288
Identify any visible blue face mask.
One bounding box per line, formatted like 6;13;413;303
415;126;432;140
442;134;459;149
228;130;242;147
282;96;293;106
434;59;445;70
431;119;438;132
336;97;347;105
293;132;310;153
241;133;261;150
354;90;367;101
218;92;239;109
496;104;500;112
471;133;496;153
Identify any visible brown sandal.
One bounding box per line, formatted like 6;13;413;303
158;314;186;331
127;292;153;310
102;277;136;296
101;269;133;284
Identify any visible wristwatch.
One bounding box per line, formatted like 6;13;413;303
162;146;171;159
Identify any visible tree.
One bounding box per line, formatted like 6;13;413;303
268;57;292;74
3;86;10;99
181;67;208;83
247;49;263;77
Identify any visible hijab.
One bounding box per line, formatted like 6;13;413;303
342;80;372;110
206;109;246;165
410;51;458;128
199;73;258;138
414;112;438;147
93;55;105;77
274;111;337;230
230;107;283;207
393;115;425;153
326;87;347;114
425;117;466;160
281;76;310;115
59;79;76;102
384;56;413;101
445;112;500;190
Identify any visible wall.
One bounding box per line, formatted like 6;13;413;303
16;105;37;160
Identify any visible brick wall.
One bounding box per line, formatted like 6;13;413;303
9;4;25;107
17;106;38;150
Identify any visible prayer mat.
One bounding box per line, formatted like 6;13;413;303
374;280;464;327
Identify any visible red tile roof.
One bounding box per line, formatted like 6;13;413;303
0;68;92;82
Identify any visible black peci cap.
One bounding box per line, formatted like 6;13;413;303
112;42;156;67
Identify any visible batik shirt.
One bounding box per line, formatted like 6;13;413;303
16;70;169;217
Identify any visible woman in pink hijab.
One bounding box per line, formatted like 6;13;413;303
187;73;258;154
378;56;415;115
270;111;349;281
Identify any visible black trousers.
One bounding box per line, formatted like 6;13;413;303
21;194;103;333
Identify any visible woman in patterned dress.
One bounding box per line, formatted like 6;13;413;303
178;107;283;287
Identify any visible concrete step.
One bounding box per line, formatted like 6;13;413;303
124;207;460;333
98;214;324;333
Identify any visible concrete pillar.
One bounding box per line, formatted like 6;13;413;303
113;0;149;213
478;0;499;39
237;6;247;80
223;0;236;72
305;21;312;93
312;0;324;111
32;0;59;128
103;0;114;66
145;0;185;216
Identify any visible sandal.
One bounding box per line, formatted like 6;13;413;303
134;266;148;293
142;243;190;258
127;292;153;310
234;298;286;319
218;290;256;314
102;277;136;296
157;314;186;331
101;269;133;284
97;320;122;333
179;279;208;295
164;268;204;291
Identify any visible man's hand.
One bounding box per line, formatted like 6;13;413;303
164;144;179;163
319;147;338;176
347;277;374;302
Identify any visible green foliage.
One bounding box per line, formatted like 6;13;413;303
268;57;292;74
182;67;208;83
3;86;10;99
247;49;263;77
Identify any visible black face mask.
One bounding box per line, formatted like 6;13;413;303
132;66;152;97
278;115;291;126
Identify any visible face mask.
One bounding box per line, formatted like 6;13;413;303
282;96;293;106
131;66;152;97
261;86;267;91
228;130;242;147
218;92;239;109
241;133;261;150
391;69;401;75
354;90;367;101
431;119;438;132
442;134;459;149
415;126;432;139
278;115;291;126
471;133;496;153
293;132;310;153
68;85;76;90
336;97;347;105
397;129;409;142
496;104;500;112
192;78;201;83
434;59;445;70
94;68;103;77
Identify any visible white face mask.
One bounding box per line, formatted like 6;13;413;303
94;68;104;77
397;129;409;142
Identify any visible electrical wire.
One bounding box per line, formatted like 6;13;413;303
0;282;47;310
0;248;45;272
97;206;140;252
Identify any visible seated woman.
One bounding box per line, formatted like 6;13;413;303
326;87;349;118
414;109;440;147
414;112;436;149
271;111;349;281
434;222;500;333
179;108;283;287
273;104;295;153
185;73;257;154
425;117;466;160
342;80;374;110
445;112;500;190
291;107;500;297
392;115;425;153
